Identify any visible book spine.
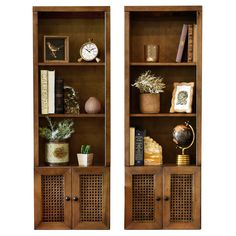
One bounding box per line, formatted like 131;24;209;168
129;127;135;166
48;70;55;114
40;70;48;114
135;129;145;166
187;24;193;62
55;78;64;114
193;24;198;63
176;24;188;63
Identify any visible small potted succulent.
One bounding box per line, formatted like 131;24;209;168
132;70;166;113
39;117;75;166
77;145;93;167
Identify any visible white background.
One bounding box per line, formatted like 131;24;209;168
0;0;236;235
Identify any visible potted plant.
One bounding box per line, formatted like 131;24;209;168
39;117;75;166
77;145;93;167
132;70;165;113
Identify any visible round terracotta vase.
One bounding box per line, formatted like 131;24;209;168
45;142;69;166
85;97;101;114
140;93;160;113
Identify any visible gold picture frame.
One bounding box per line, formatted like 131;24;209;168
44;35;69;63
170;82;194;113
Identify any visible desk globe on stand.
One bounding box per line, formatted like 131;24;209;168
172;121;195;165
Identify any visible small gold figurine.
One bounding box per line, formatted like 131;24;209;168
47;42;64;58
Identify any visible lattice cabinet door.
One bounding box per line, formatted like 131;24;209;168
72;167;110;229
34;168;72;229
125;167;163;229
163;166;201;229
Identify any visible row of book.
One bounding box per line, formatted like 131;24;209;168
40;70;64;114
176;24;197;63
130;127;163;166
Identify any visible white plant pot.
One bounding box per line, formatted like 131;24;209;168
45;142;69;166
77;153;94;167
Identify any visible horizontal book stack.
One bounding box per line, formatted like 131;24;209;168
176;24;197;63
40;70;64;114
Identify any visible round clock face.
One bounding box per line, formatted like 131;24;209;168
80;42;98;61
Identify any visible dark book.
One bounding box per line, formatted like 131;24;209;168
176;24;188;62
55;78;64;114
135;129;146;166
187;24;193;62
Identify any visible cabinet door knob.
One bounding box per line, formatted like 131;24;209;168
156;197;161;201
73;196;79;201
164;196;169;201
65;196;70;201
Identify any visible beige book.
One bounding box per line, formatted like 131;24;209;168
193;24;198;63
48;70;55;114
40;70;48;114
130;127;135;166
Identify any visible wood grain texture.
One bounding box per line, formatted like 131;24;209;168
125;6;202;12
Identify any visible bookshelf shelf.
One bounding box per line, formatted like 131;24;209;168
39;114;105;118
34;6;110;230
130;62;196;66
130;113;196;117
38;62;105;66
125;6;202;230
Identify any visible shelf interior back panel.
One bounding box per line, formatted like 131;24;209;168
130;117;196;164
130;11;196;63
38;12;105;63
130;66;196;114
39;118;105;166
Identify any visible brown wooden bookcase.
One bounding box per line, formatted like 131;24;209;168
33;6;110;230
125;6;202;229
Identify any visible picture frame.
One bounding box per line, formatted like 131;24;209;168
44;36;69;62
170;82;194;113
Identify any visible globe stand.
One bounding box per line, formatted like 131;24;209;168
175;122;195;166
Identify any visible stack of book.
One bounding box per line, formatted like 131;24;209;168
176;24;197;63
40;70;64;114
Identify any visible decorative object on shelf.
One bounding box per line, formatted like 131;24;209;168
39;117;74;165
132;70;165;113
144;136;163;165
172;121;195;165
77;38;101;63
170;82;194;113
176;24;188;63
144;44;159;62
64;86;80;114
85;97;101;114
44;36;69;62
77;145;93;167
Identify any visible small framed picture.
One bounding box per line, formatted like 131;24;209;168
44;36;69;62
170;82;194;113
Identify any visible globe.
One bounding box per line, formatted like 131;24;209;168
172;123;194;148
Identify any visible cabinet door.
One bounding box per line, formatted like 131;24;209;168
72;167;110;229
163;166;200;229
125;167;163;229
34;168;72;229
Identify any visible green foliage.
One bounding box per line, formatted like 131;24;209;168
39;117;75;141
81;145;91;154
132;70;166;94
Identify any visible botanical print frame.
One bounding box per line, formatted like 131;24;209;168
170;82;194;113
44;35;69;62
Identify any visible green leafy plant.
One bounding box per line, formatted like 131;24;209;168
81;145;91;154
39;117;75;142
132;70;166;94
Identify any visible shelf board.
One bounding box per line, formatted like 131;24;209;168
130;62;196;66
126;164;198;167
130;113;196;117
39;114;105;118
38;62;105;66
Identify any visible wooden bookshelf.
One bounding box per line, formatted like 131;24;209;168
125;6;202;229
33;6;110;230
